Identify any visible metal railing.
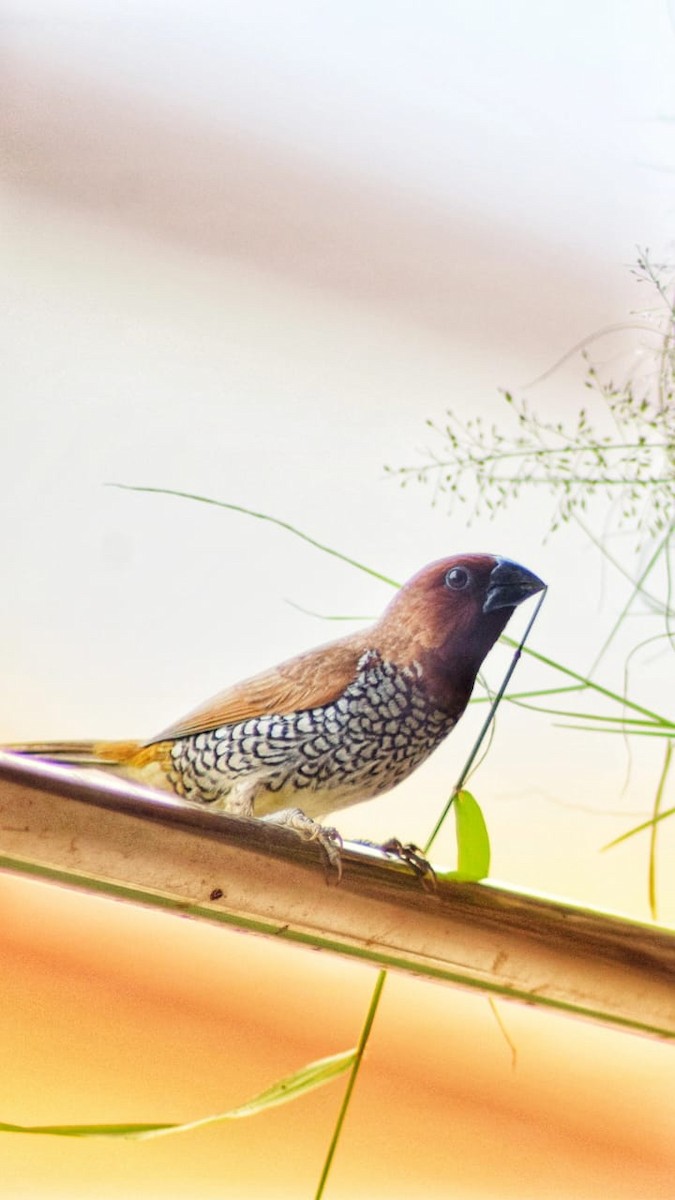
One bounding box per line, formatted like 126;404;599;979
1;750;673;1041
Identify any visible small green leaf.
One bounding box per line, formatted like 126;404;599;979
452;789;491;880
0;1049;356;1141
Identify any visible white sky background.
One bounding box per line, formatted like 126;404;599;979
2;1;675;918
4;0;675;248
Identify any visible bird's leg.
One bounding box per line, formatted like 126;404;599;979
260;809;343;881
212;780;344;881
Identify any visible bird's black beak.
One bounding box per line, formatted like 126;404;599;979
483;559;546;613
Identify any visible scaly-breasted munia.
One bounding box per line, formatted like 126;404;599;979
8;556;544;862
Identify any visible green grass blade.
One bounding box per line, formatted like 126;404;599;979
648;742;673;921
0;1050;356;1141
314;971;387;1199
545;712;672;726
556;724;675;738
585;524;673;674
505;703;673;727
501;636;671;725
573;514;668;613
472;685;585;705
487;997;518;1069
0;1121;174;1138
108;485;400;588
603;805;675;850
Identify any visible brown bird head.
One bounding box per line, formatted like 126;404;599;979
374;554;545;714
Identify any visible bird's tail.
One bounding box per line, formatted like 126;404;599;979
4;740;143;767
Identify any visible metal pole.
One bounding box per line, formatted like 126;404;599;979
1;751;674;1041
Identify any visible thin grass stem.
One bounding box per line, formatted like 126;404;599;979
314;972;387;1200
648;742;673;921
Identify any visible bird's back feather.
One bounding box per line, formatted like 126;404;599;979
147;634;364;744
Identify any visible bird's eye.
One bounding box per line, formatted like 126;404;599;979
445;566;471;591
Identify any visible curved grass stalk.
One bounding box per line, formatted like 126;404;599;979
108;484;399;588
649;743;673;921
0;1050;356;1140
586;524;674;675
314;972;387;1200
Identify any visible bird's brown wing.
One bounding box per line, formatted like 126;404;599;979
146;636;365;743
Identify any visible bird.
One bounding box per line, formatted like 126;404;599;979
7;555;544;870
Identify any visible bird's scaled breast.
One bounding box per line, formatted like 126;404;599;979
166;655;456;817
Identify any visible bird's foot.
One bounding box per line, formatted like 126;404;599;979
352;836;436;885
261;808;343;881
380;838;436;886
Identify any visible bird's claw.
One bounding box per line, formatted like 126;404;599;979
262;808;343;882
380;838;436;886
